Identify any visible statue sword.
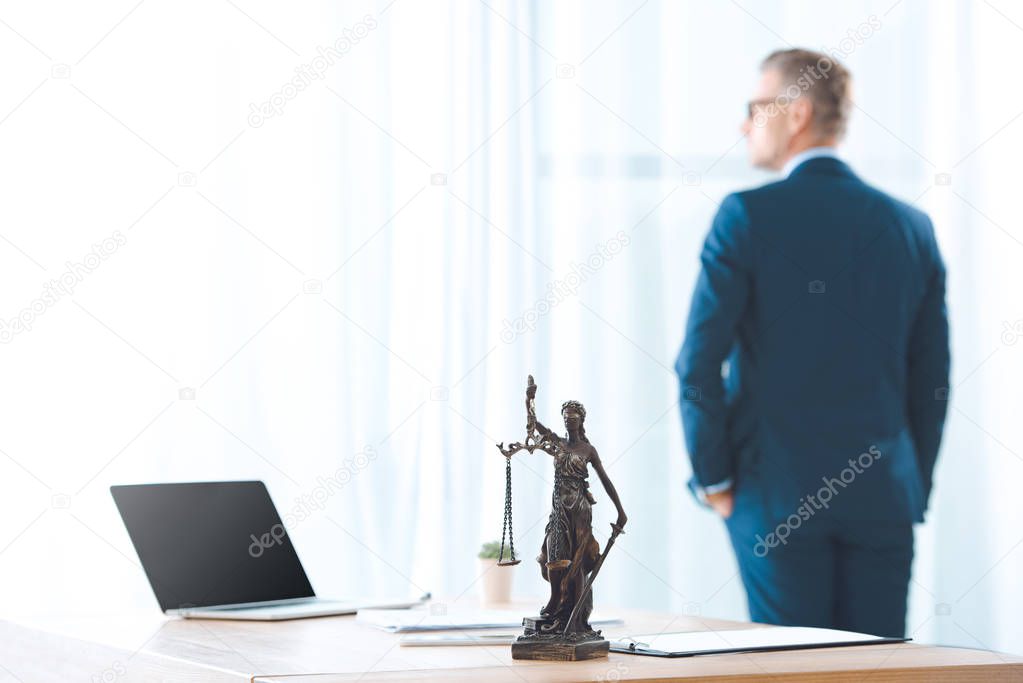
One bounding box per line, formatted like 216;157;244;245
562;521;625;636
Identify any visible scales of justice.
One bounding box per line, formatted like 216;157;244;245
495;375;628;661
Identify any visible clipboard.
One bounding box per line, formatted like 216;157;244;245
610;626;910;658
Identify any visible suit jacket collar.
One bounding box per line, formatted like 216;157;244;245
788;156;857;180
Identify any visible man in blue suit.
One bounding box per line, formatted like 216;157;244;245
676;49;949;637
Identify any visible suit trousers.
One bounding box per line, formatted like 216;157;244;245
725;489;914;638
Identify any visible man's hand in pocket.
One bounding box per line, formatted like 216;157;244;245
706;489;734;519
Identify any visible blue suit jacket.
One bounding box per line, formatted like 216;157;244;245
676;157;949;523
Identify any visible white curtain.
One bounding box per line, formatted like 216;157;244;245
0;0;1020;659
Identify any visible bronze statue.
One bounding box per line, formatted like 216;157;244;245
497;375;627;660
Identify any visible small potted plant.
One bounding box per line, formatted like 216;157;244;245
478;541;515;605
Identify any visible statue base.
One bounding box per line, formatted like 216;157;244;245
511;616;609;661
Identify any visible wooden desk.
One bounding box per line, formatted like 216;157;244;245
3;605;1022;682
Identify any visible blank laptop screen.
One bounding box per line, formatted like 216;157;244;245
111;481;314;611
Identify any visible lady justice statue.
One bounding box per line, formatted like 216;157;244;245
497;375;627;660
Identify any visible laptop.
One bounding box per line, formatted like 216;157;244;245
111;481;424;620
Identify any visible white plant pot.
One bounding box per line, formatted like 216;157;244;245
478;558;515;605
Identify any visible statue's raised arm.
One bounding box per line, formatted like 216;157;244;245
526;376;560;455
498;376;560;457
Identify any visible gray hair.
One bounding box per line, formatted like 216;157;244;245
761;48;852;140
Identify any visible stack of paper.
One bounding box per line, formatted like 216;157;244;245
357;608;621;633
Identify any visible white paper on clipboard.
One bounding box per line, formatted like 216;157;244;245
613;626;905;657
